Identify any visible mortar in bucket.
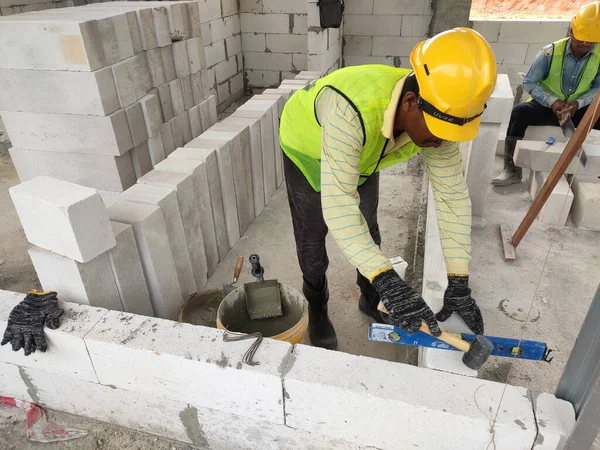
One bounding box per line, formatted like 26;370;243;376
216;283;309;345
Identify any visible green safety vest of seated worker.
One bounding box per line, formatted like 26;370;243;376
278;28;498;350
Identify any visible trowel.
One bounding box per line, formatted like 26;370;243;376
244;254;283;320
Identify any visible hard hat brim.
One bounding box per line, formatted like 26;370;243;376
423;111;481;142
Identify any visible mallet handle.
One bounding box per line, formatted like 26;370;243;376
377;301;471;353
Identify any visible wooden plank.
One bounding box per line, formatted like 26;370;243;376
512;91;600;248
500;224;516;261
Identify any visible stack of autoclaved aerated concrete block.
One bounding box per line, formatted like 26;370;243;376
5;5;321;323
0;1;219;197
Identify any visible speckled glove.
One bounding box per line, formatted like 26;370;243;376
371;269;441;336
1;291;63;356
436;275;484;335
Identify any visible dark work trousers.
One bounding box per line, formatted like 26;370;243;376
506;100;600;159
283;152;381;304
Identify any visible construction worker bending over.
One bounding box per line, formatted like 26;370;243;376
279;28;497;349
493;1;600;186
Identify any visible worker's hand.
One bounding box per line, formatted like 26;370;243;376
561;101;578;120
551;99;567;118
1;291;63;356
436;276;484;335
371;269;441;336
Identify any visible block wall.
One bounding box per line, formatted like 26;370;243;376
307;0;342;75
342;0;432;68
471;19;570;101
240;0;308;89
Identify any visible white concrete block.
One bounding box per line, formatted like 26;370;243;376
344;14;401;36
85;310;290;423
263;0;306;13
188;105;203;138
155;158;219;276
157;82;175;121
208;95;218;125
181;75;195;111
240;12;289;34
481;74;513;124
490;42;528;65
570;175;600;231
533;393;575;449
161;121;176;156
191;70;205;105
0;289;107;382
236;100;279;198
184;136;239;248
242;32;266;52
266;33;308;53
201;128;255;236
186;37;206;73
285;344;537;449
0;360;32;402
372;36;412;57
0;67;119;116
341;35;372;56
0;110;132;156
523;126;566;143
293;53;308;71
246;70;281;88
130;141;153;178
121;184;197;297
112;53;153;109
204;40;227;68
169;78;185;116
262;88;293;100
140;94;163;138
498;20;569;45
146;47;166;88
201;21;212;44
138;169;207;290
147;133;166;165
172;40;191;78
308;30;328;56
170;115;185;149
198;98;214;131
215;57;238;84
180;111;193;144
9;148;136;193
151;6;171;47
29;246;122;312
213;117;265;217
108;200;183;319
514;140;600;175
291;13;307;35
132;8;158;50
107;222;154;316
9;177;115;263
373;0;415;14
164;2;191;40
244;51;293;71
125;102;148;147
400;14;432;38
472;19;501;43
225;34;243;58
187;1;201;38
160;45;177;82
210;16;235;42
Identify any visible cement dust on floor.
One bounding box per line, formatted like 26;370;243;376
0;153;40;294
474;157;600;395
204;157;427;364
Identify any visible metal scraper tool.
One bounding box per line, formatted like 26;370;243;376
560;115;588;167
244;254;283;321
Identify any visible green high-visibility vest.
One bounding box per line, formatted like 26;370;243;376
538;37;600;102
279;65;421;192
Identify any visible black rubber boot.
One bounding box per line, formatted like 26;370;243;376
302;277;338;350
356;270;385;323
492;138;523;186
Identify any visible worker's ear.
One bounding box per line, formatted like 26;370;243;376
401;91;419;112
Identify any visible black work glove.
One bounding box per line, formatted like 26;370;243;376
371;269;441;336
1;291;64;356
436;275;484;335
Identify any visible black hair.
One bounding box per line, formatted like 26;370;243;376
401;72;420;99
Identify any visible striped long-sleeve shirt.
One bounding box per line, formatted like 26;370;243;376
315;78;472;281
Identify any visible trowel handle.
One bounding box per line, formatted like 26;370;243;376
249;254;264;282
233;256;244;283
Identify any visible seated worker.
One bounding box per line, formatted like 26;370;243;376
279;28;497;349
492;1;600;186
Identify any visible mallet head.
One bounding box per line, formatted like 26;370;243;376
462;335;494;370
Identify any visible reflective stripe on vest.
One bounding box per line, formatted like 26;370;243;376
537;38;600;102
279;65;421;192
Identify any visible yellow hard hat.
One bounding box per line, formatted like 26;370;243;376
572;2;600;43
410;27;497;142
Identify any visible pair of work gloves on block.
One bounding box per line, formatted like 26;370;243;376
1;291;64;356
371;269;483;336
